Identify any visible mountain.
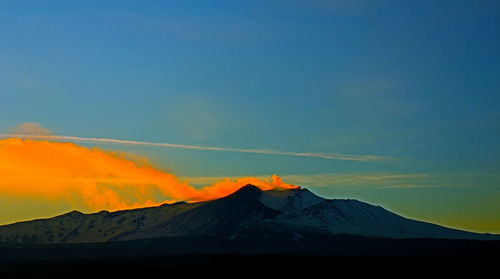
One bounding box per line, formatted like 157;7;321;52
0;185;497;244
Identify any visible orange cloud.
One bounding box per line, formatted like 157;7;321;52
0;138;299;212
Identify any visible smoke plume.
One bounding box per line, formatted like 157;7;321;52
0;138;299;212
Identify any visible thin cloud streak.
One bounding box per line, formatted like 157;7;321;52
182;173;429;187
280;173;429;187
0;134;385;161
183;173;484;190
182;173;449;190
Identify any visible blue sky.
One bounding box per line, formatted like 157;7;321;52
0;0;499;232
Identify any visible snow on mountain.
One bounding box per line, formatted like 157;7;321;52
262;190;484;239
259;188;323;213
0;202;203;243
0;185;497;244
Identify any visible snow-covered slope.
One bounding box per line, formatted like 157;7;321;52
261;188;487;239
0;185;497;243
0;202;203;243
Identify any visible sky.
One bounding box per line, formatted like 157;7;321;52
0;0;499;233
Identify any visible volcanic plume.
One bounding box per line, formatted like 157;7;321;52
0;138;299;212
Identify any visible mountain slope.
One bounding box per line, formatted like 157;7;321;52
0;185;497;243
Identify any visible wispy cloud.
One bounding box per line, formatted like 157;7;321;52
280;173;430;188
0;134;385;162
181;173;431;188
182;173;466;189
182;175;270;186
379;184;437;189
9;123;53;136
275;173;489;189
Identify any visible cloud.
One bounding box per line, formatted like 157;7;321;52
182;175;270;186
270;173;487;189
182;173;431;188
379;184;437;189
9;123;53;136
182;173;469;190
0;138;298;217
283;173;430;188
0;124;386;161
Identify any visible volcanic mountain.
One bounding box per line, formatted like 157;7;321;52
0;185;497;244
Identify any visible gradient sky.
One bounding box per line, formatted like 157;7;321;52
0;1;499;233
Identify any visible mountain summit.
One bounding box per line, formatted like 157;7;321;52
0;185;497;244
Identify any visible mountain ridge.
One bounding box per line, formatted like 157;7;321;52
0;185;498;243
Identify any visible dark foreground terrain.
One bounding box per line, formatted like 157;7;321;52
0;234;498;277
1;254;497;278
